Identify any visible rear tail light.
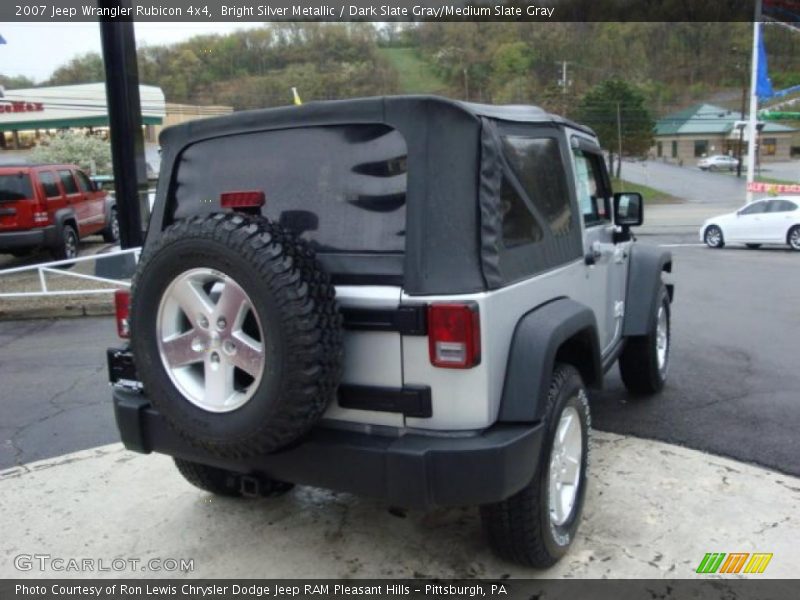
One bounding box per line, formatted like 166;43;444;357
220;190;265;210
428;303;481;369
32;211;49;224
114;289;131;338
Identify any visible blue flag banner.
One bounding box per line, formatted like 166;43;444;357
0;34;6;44
757;25;774;100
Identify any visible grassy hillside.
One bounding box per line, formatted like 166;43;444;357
378;47;448;95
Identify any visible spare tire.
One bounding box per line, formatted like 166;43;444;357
130;212;343;457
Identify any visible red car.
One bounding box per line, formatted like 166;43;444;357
0;163;118;260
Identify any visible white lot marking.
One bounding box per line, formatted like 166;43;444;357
658;243;705;248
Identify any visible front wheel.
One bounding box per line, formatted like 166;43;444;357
619;286;670;395
480;363;590;568
704;225;724;248
102;207;120;243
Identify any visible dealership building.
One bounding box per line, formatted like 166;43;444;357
651;103;797;164
0;82;232;150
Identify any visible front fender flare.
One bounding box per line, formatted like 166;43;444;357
623;244;672;337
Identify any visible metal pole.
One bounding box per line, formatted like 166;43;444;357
99;6;147;248
616;102;623;179
737;86;746;178
745;3;763;203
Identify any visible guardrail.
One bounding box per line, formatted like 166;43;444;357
0;247;140;298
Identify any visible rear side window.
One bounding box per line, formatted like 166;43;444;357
0;173;33;201
768;200;797;213
500;176;543;247
39;171;61;198
58;170;79;195
491;124;582;283
173;124;407;254
501;136;573;237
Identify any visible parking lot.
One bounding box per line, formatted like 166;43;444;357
2;234;799;474
1;229;799;578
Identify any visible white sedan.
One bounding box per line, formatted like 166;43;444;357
698;155;740;171
700;197;800;250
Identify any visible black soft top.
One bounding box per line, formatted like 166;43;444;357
152;96;597;295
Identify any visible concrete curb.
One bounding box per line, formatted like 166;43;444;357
2;431;798;578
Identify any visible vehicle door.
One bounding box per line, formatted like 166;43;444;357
38;170;67;223
73;169;106;234
727;200;768;242
762;199;797;242
56;169;91;235
571;143;628;353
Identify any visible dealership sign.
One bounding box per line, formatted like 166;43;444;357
747;181;800;195
0;101;44;113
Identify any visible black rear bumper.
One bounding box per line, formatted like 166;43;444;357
0;226;57;250
113;389;544;509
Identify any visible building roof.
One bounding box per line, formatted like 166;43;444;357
655;103;796;136
0;83;165;131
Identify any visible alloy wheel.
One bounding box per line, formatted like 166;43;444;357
548;405;583;527
156;268;265;413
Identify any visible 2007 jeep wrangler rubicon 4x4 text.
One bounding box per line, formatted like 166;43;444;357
108;96;673;567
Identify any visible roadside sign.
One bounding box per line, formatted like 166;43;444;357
747;181;800;194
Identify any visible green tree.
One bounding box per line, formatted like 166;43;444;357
578;79;654;178
30;131;112;174
48;52;105;85
0;74;35;89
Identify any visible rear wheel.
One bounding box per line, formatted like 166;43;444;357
704;225;724;248
51;223;79;261
174;458;293;497
480;363;590;567
619;286;670;395
788;226;800;251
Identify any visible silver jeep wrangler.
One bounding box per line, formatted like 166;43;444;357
109;96;673;567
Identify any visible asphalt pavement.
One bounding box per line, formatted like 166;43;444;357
593;237;800;477
1;235;799;477
619;159;797;204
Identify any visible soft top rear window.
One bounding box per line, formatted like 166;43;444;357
172;124;407;254
0;173;33;202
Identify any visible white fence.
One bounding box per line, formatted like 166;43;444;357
0;247;140;298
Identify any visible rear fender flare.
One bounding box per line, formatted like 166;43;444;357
497;298;602;423
47;208;79;247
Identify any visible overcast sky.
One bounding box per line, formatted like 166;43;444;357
0;22;264;83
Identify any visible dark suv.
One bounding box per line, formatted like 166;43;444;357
0;163;118;259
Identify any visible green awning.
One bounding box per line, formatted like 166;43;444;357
0;115;162;131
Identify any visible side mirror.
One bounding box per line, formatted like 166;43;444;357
613;192;644;227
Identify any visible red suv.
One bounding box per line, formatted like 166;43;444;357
0;164;118;260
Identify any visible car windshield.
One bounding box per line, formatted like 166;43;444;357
0;173;34;201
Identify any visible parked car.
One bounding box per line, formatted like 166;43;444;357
701;197;800;250
0;164;118;259
108;96;674;567
697;155;740;171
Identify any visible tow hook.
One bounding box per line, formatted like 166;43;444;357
239;475;261;497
